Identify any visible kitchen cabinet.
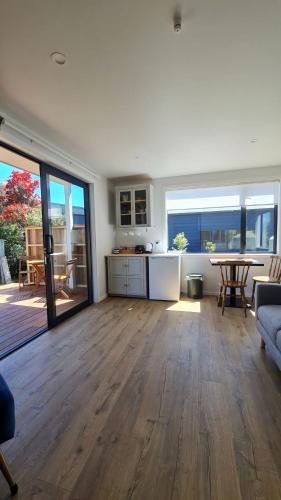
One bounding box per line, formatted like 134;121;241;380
107;256;147;297
116;184;153;228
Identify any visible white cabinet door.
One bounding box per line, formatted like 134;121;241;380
109;276;127;295
148;256;180;301
108;257;127;276
127;277;146;297
127;257;145;276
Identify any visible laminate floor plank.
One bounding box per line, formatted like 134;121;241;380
1;297;281;500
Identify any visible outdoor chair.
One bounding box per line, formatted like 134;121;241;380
54;258;77;299
18;256;35;291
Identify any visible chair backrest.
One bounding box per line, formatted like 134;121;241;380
66;258;77;279
219;261;251;286
18;255;28;272
268;255;281;280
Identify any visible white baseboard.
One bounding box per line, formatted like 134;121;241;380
180;289;217;296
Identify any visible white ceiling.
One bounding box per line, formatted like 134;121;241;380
1;0;281;179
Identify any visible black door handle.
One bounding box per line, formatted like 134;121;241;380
45;234;54;255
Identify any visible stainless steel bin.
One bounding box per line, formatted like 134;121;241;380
186;274;204;299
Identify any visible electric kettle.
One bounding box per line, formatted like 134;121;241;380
145;242;153;253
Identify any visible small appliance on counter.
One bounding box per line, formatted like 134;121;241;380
135;245;145;254
112;248;120;254
145;242;153;253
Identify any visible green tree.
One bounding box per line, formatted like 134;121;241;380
173;232;189;252
0;224;25;278
205;241;216;253
0;170;41;279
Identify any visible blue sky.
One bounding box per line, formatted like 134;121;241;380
0;161;84;208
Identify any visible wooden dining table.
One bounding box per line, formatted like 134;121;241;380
27;259;45;291
210;258;264;307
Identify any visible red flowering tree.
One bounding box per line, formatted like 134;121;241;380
0;170;41;278
0;171;40;226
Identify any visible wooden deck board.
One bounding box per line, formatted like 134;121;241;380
1;297;281;499
0;284;47;355
0;283;86;357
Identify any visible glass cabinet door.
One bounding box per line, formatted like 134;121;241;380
120;190;132;226
134;188;147;226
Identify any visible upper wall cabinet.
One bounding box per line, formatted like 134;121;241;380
116;184;153;228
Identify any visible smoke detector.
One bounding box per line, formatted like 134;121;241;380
50;52;67;66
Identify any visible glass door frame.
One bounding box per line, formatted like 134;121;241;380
40;162;93;329
0;139;93;353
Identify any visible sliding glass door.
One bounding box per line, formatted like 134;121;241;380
41;164;92;328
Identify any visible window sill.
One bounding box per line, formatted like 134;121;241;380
171;252;274;257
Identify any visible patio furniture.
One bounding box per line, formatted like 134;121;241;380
251;255;281;306
210;258;264;308
28;259;45;292
54;258;77;299
218;261;251;317
18;256;36;290
0;374;18;496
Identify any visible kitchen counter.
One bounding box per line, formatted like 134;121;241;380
106;253;180;257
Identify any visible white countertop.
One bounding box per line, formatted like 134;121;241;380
107;253;180;257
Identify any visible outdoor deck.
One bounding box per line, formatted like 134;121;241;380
0;283;85;357
0;283;47;356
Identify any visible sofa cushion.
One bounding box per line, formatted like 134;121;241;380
0;374;15;444
276;330;281;352
257;305;281;343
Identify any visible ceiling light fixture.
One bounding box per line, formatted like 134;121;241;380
50;52;67;66
250;138;257;143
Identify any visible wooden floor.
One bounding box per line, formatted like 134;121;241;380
0;284;86;357
1;296;281;499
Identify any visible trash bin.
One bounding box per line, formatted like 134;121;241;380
186;274;204;299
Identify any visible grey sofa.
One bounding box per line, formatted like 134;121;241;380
256;283;281;370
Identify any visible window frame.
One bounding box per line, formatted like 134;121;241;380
166;201;278;255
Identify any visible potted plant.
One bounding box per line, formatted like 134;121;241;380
205;241;216;253
173;232;189;253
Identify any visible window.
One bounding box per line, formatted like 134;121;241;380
245;207;275;252
166;182;278;254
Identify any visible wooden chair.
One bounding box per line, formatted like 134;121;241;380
54;258;77;299
18;256;35;290
218;261;251;317
251;255;281;306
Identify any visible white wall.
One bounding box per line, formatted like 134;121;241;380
114;165;281;294
180;253;270;296
91;178;115;302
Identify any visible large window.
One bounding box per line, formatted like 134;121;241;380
167;183;278;254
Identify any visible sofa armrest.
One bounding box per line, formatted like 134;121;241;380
0;375;15;444
256;283;281;310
